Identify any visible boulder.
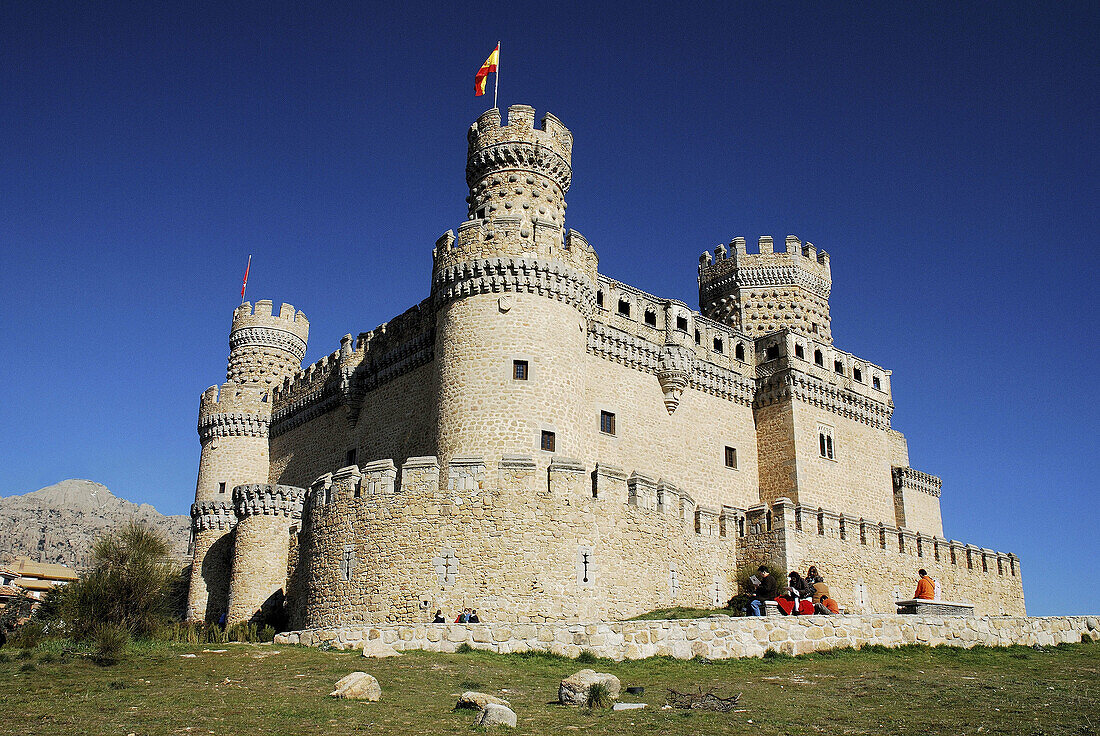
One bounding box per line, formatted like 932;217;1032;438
329;672;381;701
612;702;647;711
474;703;517;728
455;691;510;710
558;669;621;705
360;640;401;658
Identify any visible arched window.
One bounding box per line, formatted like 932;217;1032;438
734;343;745;361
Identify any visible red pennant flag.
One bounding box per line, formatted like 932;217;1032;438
240;254;251;300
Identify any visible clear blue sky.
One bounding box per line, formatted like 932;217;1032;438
1;2;1096;615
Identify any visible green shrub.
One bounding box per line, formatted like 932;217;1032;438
762;647;791;659
259;625;275;643
575;649;599;664
92;624;131;666
63;521;179;641
585;682;613;709
455;643;475;654
0;652;10;663
6;622;47;650
19;662;35;672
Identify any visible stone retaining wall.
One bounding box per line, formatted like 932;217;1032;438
275;614;1098;660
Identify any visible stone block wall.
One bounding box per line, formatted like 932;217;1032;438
292;454;737;629
276;614;1099;660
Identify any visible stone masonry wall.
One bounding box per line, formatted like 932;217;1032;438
293;455;737;628
277;614;1099;660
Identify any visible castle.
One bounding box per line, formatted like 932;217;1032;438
185;105;1025;629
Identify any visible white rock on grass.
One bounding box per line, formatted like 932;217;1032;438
558;669;622;705
455;691;510;710
612;702;647;711
474;703;517;728
360;640;401;658
329;672;381;701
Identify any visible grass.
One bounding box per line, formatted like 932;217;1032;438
0;639;1097;735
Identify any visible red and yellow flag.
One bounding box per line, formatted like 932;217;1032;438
474;44;499;97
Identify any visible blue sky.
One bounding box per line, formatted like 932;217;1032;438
0;2;1096;615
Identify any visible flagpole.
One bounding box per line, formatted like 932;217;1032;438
493;41;500;109
241;254;251;305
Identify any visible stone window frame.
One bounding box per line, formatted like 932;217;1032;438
643;308;658;328
218;482;226;495
510;354;533;382
540;428;557;453
852;365;864;383
616;294;634;319
734;342;745;362
818;424;836;461
872;374;882;391
713;336;724;354
814;349;824;367
599;410;616;437
724;446;738;470
794;343;805;360
675;314;689;332
345;448;357;468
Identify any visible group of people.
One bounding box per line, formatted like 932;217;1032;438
432;608;481;623
744;565;841;616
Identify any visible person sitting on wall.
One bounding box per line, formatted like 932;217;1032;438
455;608;471;623
433;609;446;623
469;610;480;623
806;566;840;614
778;571;816;615
914;569;936;600
745;565;777;616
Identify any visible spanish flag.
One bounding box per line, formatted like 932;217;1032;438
474;44;499;97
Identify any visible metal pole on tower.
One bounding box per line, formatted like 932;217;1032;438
493;41;500;110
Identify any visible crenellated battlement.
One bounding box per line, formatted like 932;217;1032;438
751;329;893;402
197;382;271;441
699;236;834;342
231;300;310;344
227;300;310;385
466;106;573;182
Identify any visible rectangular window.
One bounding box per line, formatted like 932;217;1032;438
596;291;604;307
600;411;616;435
795;344;805;359
675;315;688;331
512;359;529;380
834;359;845;374
345;448;357;467
617;298;631;317
644;310;657;327
765;344;779;360
713;337;723;353
853;367;863;383
872;375;881;390
694;329;701;345
218;482;226;495
818;425;835;460
540;430;556;452
724;446;737;469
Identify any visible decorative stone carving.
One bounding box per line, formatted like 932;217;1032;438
657;344;693;414
191;500;237;532
198;411;269;440
232;484;306;519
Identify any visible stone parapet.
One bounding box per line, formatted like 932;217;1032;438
232;484;306;519
191;500;237;531
893;466;943;497
432;255;597;316
277;614;1099;660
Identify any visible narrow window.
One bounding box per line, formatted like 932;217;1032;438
218;482;226;495
795;344;805;359
345;448;357;467
694;329;701;345
512;359;529;380
596;291;604;308
540;430;556;452
814;349;824;366
853;367;863;383
872;375;881;390
475;206;487;219
818;425;835;460
734;343;745;361
811;322;819;334
765;344;779;360
600;411;616;435
676;315;688;331
644;310;657;327
834;359;845;374
617;298;631;317
713;337;723;353
724;446;737;469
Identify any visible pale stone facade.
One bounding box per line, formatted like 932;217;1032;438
185;105;1025;629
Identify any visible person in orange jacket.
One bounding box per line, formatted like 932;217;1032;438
914;569;935;600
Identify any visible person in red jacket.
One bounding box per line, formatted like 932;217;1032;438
914;569;935;600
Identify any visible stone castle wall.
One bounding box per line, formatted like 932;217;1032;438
292;455;737;628
277;614;1099;660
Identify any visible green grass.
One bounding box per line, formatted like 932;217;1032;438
628;606;737;620
0;640;1097;735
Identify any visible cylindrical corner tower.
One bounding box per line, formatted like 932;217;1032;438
432;106;598;465
225;484;305;625
185;301;309;623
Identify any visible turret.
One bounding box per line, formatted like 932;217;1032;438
698;235;833;343
186;299;309;624
432;107;596;464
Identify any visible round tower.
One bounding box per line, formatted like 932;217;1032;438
185;301;309;623
433;106;598;464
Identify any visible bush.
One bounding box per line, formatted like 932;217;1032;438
575;649;599;664
455;643;475;654
585;682;613;709
19;662;35;672
93;624;131;666
5;622;47;650
63;521;179;641
259;625;275;643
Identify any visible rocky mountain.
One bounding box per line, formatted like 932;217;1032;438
0;479;190;571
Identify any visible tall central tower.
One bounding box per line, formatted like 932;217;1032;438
432;105;598;464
